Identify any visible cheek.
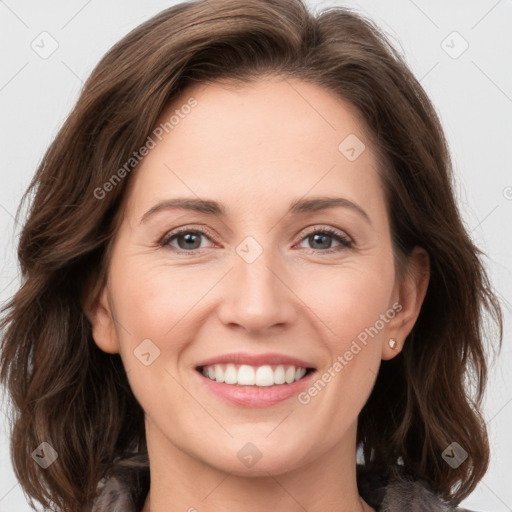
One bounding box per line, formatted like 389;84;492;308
293;265;393;425
110;259;213;341
107;259;224;410
108;263;202;420
295;258;395;349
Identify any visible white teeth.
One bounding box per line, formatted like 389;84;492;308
224;364;237;384
214;364;224;383
285;366;295;384
274;365;285;385
238;364;255;385
255;365;274;387
200;363;310;386
295;367;307;381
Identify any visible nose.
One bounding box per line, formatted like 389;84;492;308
216;245;298;335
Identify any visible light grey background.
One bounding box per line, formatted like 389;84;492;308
1;1;511;510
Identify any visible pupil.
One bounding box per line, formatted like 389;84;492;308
179;233;200;250
311;233;330;249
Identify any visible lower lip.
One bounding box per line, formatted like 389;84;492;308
196;370;315;407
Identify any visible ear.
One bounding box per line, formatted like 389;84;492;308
83;285;120;354
382;246;430;360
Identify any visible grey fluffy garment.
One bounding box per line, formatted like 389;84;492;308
86;457;478;512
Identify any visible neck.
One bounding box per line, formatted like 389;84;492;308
141;419;374;512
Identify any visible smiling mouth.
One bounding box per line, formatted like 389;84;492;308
196;363;315;387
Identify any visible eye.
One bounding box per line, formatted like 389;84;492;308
159;226;216;253
159;225;353;255
296;226;353;253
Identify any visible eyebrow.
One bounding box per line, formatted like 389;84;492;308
140;196;371;225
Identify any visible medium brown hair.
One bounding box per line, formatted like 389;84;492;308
0;0;503;510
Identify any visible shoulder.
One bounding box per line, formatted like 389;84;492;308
87;475;136;512
87;458;482;512
356;464;481;512
87;454;150;512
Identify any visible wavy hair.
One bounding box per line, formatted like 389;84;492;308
0;0;503;510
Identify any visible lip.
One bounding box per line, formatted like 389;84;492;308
195;368;316;407
195;352;316;370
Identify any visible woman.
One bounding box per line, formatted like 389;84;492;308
0;0;503;511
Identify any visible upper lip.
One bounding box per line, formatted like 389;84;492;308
195;352;316;369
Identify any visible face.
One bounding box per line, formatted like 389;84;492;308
90;76;428;476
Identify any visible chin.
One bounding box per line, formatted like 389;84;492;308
190;433;314;476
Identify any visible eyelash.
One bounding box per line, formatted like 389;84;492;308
159;225;354;255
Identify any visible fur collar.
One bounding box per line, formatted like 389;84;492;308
87;458;477;512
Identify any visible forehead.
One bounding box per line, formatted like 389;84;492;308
157;76;371;163
122;77;386;225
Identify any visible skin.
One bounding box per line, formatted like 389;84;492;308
88;76;429;512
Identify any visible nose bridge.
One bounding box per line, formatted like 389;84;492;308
217;234;296;332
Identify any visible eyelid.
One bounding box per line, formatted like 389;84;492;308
159;224;219;248
298;224;353;244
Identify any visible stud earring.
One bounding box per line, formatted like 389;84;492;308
389;338;398;350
